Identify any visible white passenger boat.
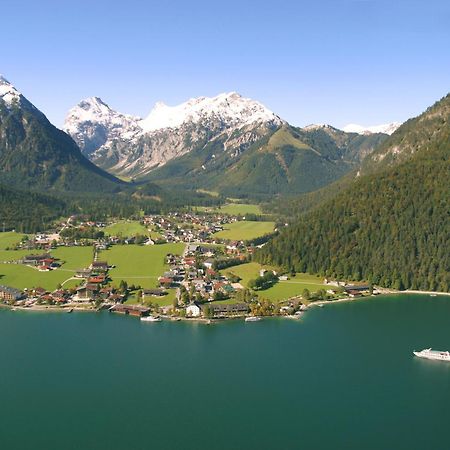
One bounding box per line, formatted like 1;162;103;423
245;316;261;322
413;348;450;361
141;315;162;322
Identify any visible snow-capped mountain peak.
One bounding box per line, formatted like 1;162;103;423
0;75;23;106
65;91;284;176
343;122;402;135
139;92;282;132
64;97;141;156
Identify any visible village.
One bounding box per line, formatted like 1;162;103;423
0;210;378;321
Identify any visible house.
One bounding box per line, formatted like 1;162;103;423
158;277;173;286
90;261;109;272
186;244;199;254
347;290;362;298
33;287;48;297
109;304;150;317
202;302;249;317
143;289;167;297
345;284;370;292
203;258;215;270
88;275;106;285
22;254;52;266
75;269;92;278
0;285;24;302
75;283;99;301
186;302;202;317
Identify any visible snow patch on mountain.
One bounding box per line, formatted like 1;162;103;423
64;97;142;156
0;75;23;106
140;92;282;132
343;122;401;135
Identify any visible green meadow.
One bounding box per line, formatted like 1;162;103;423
0;246;94;291
102;243;185;289
213;221;275;241
223;262;328;302
0;264;72;291
105;221;149;237
0;232;27;250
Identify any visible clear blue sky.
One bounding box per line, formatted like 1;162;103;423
2;0;449;128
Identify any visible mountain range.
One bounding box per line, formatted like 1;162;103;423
64;92;389;197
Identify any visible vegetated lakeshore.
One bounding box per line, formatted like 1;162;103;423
0;208;400;321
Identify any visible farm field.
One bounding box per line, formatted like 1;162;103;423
196;203;262;216
52;247;94;270
213;221;275;241
0;246;94;290
0;232;27;250
104;221;150;237
223;262;328;302
0;264;72;291
0;249;31;262
103;243;185;289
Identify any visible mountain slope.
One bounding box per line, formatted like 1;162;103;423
0;76;123;192
144;124;386;197
361;94;449;174
255;94;450;291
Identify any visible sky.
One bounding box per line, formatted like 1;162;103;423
2;0;449;128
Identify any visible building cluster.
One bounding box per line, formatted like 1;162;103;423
143;212;235;244
20;253;60;271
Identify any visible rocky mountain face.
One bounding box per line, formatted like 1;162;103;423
64;92;284;178
0;75;123;192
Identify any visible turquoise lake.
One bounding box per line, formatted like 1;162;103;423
1;294;449;450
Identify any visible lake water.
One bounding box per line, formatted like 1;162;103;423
1;294;449;450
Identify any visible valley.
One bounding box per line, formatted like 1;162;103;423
0;74;448;321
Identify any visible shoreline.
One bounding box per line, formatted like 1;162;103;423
1;290;449;317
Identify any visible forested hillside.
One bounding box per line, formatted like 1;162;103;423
146;125;385;198
0;96;123;193
256;113;450;291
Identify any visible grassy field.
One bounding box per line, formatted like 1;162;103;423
104;221;150;237
103;243;185;289
0;246;95;291
52;247;94;270
214;221;275;241
0;249;31;262
222;262;328;303
0;232;27;250
0;264;74;291
196;203;262;216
